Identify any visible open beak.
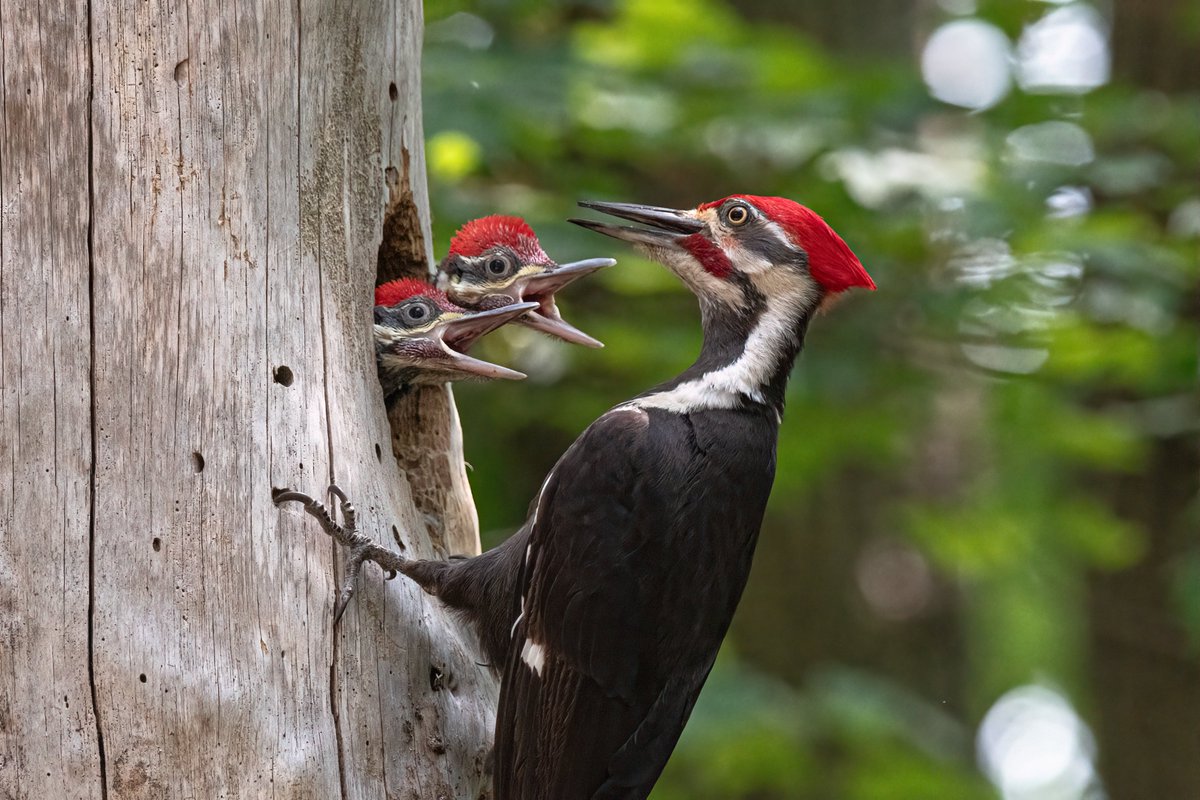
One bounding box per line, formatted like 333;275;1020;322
521;257;616;295
435;301;537;380
569;201;705;248
520;306;603;349
514;257;614;349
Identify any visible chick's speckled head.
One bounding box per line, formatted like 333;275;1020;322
372;277;534;395
437;216;615;348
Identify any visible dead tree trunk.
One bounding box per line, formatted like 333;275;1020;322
0;0;498;797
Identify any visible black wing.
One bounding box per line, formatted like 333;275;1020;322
492;406;766;800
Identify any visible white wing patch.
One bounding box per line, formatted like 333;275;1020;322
521;638;547;677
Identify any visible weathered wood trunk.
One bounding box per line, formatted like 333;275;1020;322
0;0;498;797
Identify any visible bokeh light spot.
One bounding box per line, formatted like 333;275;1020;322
1007;121;1095;166
978;685;1098;800
921;20;1012;110
428;131;483;183
856;538;936;621
1046;186;1093;219
1017;4;1110;93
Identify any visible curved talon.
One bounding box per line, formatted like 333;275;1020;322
275;483;412;627
333;583;357;625
385;570;398;581
273;490;317;506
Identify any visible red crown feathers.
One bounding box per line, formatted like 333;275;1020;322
698;195;875;293
374;278;459;311
447;216;552;265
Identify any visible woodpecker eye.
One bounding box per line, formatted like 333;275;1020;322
401;300;433;325
487;256;510;276
725;204;750;226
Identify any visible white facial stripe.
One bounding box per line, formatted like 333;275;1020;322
761;218;795;252
633;282;814;414
720;218;797;276
521;638;546;677
727;238;774;275
374;323;402;344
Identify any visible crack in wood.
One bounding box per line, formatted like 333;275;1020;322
377;149;430;285
85;0;109;792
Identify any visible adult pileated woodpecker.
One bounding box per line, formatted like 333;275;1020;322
486;195;875;799
373;277;536;401
277;196;871;798
439;215;615;348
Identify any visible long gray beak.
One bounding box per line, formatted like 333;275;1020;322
520;307;604;349
439;350;527;381
570;201;704;246
438;300;538;351
512;257;613;349
436;301;537;380
520;257;616;295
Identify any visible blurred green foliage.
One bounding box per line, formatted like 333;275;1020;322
422;0;1198;795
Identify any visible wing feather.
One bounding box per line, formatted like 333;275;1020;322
493;407;776;800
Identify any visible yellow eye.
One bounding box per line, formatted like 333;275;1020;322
726;204;749;225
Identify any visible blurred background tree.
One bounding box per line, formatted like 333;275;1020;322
420;0;1198;796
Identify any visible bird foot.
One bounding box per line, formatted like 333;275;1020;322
273;483;410;625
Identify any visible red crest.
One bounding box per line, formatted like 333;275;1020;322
699;195;875;293
447;216;552;265
374;278;459;311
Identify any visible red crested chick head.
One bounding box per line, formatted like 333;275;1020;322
447;216;553;267
372;277;533;392
375;277;461;313
437;215;616;349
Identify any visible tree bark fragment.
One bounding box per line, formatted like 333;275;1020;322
0;0;496;796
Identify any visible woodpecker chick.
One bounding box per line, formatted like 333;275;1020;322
438;215;615;348
374;277;536;400
484;195;874;800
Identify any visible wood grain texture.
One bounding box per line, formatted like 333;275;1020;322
3;0;497;795
0;0;102;796
390;386;483;559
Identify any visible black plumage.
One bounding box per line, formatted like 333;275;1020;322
280;195;873;800
492;332;786;799
399;525;529;673
486;195;872;798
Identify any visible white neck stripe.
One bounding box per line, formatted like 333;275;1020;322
630;284;812;414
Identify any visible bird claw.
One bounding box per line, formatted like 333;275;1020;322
274;483;409;626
